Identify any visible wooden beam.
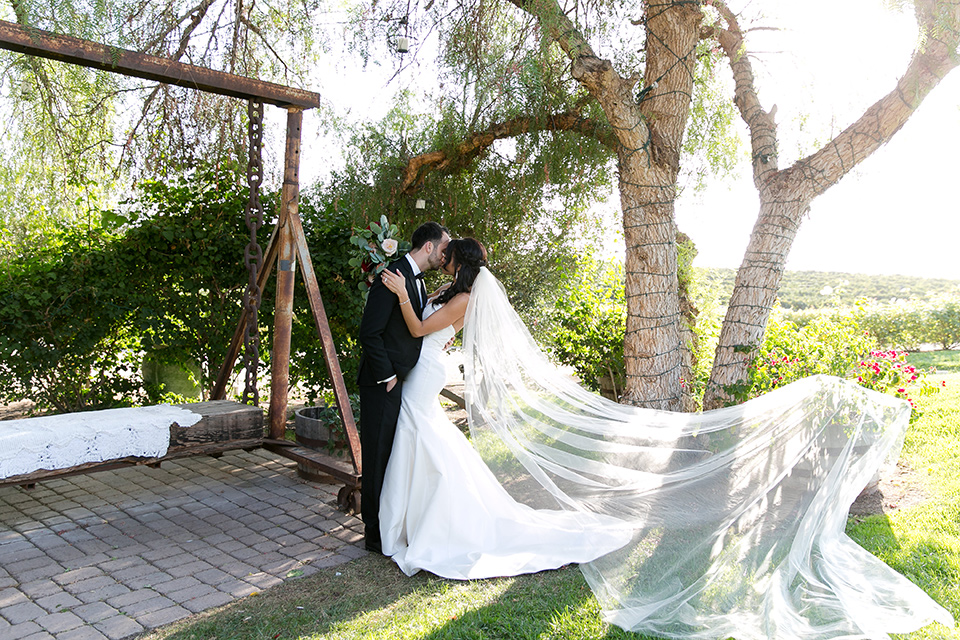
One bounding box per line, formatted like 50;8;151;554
0;20;320;109
288;195;363;476
263;440;359;486
173;400;264;444
0;439;264;488
267;108;303;439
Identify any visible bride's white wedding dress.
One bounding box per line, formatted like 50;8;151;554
380;302;632;579
379;268;953;639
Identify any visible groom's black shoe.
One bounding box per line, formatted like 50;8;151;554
364;539;383;554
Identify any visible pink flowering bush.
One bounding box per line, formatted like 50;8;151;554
746;311;941;422
854;349;942;423
748;311;874;394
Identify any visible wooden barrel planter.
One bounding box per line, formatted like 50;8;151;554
294;406;336;483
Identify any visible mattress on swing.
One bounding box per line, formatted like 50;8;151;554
0;405;203;479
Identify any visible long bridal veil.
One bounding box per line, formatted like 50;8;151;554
461;267;953;640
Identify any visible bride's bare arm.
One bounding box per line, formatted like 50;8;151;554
382;270;468;337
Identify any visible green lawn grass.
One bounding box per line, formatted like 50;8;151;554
908;350;960;374
143;354;960;640
847;352;960;640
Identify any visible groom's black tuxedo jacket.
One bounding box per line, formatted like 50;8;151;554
357;257;425;387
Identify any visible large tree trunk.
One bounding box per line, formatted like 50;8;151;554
567;49;687;410
508;0;701;410
705;184;809;406
618;158;684;410
616;1;701;410
703;0;960;409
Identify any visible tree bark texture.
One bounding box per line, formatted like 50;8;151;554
702;0;960;409
622;1;702;410
504;0;703;410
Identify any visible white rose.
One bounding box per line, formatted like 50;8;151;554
381;238;399;256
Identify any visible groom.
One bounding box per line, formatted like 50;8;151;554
357;221;450;553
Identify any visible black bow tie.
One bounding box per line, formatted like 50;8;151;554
413;272;426;280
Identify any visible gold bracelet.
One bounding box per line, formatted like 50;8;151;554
399;299;411;306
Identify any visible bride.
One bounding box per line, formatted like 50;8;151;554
379;238;632;579
379;238;953;639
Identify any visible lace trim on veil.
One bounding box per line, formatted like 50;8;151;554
462;267;952;639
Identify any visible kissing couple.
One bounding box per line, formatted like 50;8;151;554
356;222;953;639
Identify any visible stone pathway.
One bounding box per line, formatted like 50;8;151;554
0;449;366;640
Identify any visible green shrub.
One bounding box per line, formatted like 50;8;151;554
747;308;877;397
112;167;258;403
923;297;960;350
0;167;367;413
746;308;941;423
0;226;148;412
846;296;960;351
546;258;626;395
856;301;927;350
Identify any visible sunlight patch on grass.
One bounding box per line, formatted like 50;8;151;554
320;578;515;639
847;366;960;638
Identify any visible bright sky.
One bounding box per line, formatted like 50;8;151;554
676;0;960;281
295;0;960;281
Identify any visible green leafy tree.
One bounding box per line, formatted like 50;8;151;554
0;166;372;412
0;0;324;253
925;297;960;350
340;0;960;412
0;225;146;412
109;166;258;399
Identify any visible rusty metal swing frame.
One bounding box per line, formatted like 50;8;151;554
0;20;362;510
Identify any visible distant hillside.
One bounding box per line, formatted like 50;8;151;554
694;268;960;310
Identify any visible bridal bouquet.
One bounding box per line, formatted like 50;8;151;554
348;215;411;291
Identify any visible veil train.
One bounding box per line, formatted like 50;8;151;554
461;267;953;639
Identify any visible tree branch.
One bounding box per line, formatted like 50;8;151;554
505;0;596;61
395;109;615;196
141;0;216;53
239;15;290;78
116;0;215;173
716;0;960;201
505;0;650;156
793;0;960;198
713;0;779;186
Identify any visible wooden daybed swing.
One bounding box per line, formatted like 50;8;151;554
0;21;363;513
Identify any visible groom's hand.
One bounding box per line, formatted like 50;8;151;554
385;378;398;393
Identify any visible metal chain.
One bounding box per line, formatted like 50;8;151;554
242;100;265;406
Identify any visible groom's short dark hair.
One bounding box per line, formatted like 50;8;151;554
411;222;449;251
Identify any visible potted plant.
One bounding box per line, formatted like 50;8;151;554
294;394;361;457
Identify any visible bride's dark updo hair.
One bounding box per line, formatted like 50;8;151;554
435;237;487;305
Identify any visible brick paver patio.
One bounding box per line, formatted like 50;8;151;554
0;449;366;640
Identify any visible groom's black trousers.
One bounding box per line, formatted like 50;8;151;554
359;379;404;551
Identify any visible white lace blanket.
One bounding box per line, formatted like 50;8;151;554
0;405;202;479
